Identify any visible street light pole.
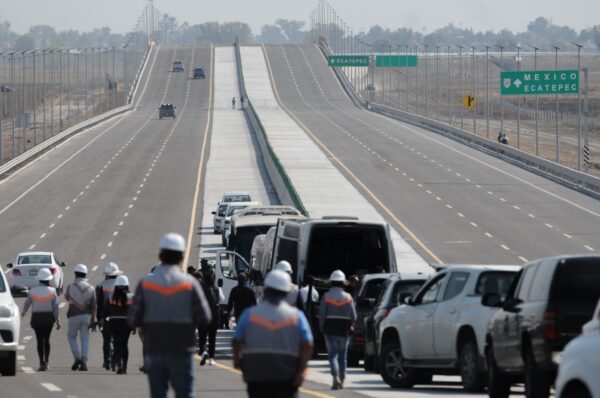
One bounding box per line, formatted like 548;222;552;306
571;42;583;170
514;44;521;148
498;45;505;135
528;44;539;155
424;44;428;117
552;45;560;162
471;46;476;135
485;45;490;138
435;45;440;121
457;45;463;129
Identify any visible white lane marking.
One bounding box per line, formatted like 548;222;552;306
519;256;528;263
485;232;493;238
57;214;63;219
545;223;554;229
49;223;55;229
426;190;432;194
21;366;35;374
29;244;36;250
100;253;106;260
113;231;119;237
41;383;62;392
435;196;442;201
585;245;595;251
91;266;99;272
72;198;77;203
513;205;520;210
65;206;70;211
470;222;478;227
124;212;129;217
118;221;124;226
107;242;113;248
128;204;134;209
528;214;535;218
487;191;494;195
563;233;573;239
457;212;464;218
501;244;510;251
446;204;452;209
17;355;25;361
475;185;481;188
23;335;32;341
40;233;46;239
18;345;25;350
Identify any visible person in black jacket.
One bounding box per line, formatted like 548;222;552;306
226;271;257;322
107;275;134;374
198;263;219;366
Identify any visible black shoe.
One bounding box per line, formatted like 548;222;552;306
71;359;82;371
117;368;126;375
139;365;147;373
103;361;110;370
111;363;117;371
79;362;88;371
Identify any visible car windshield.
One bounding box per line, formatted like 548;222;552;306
18;255;51;265
226;205;247;217
223;195;251;202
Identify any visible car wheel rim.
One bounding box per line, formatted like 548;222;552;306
384;349;406;380
462;348;476;384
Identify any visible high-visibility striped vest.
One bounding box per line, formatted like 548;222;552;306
29;285;57;313
140;268;194;324
242;300;300;382
98;279;116;305
321;288;354;336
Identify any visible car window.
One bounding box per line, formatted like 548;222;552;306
217;204;228;217
223;195;251;202
415;274;446;305
517;263;538;301
18;255;51;264
443;272;469;301
475;271;517;297
362;278;386;300
226;206;246;217
554;258;600;302
528;260;557;301
392;280;425;305
0;273;6;292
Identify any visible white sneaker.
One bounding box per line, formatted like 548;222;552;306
208;359;216;366
200;352;209;366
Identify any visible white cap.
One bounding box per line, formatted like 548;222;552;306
36;268;53;281
264;269;292;293
159;233;186;252
274;260;292;274
103;262;122;276
74;264;88;274
329;270;346;283
115;275;129;287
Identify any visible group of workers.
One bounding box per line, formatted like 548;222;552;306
19;232;359;397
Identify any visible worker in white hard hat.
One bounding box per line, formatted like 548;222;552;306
274;261;300;308
21;268;61;371
96;262;122;370
64;263;97;371
107;275;134;374
129;233;212;397
233;269;314;398
319;269;356;390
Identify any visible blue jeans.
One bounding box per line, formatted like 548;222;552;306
144;352;194;398
68;314;91;362
324;335;349;380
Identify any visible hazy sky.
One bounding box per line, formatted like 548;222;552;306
2;0;599;35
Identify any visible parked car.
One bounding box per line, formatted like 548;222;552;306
378;265;519;391
193;67;205;79
348;273;394;367
220;192;252;204
158;104;175;119
363;274;429;372
0;266;28;376
172;60;184;72
7;252;66;294
556;299;600;398
483;255;600;398
219;202;261;242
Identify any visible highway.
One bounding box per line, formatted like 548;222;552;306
262;43;600;266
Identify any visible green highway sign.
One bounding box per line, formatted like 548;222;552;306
327;55;370;67
375;55;418;67
501;70;579;95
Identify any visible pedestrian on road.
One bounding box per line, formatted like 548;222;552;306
21;268;60;371
226;271;256;323
108;275;134;374
319;270;356;390
198;263;219;366
299;277;319;310
274;261;300;307
96;262;122;370
129;233;212;398
233;270;313;398
65;264;97;372
232;96;236;109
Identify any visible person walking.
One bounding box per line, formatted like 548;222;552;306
198;263;219;366
226;271;256;323
233;270;313;398
65;264;97;371
107;275;134;374
232;96;236;109
96;262;122;370
319;270;356;390
21;268;60;371
129;233;212;398
274;261;300;307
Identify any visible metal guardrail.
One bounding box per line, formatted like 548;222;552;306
234;42;309;216
317;43;600;198
0;45;154;181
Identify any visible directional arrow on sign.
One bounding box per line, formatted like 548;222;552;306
514;79;522;88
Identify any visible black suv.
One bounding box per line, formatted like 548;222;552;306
483;255;600;398
193;67;205;79
158;104;175;119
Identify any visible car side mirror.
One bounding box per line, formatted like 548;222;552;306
10;285;29;298
212;211;216;215
60;262;66;267
361;298;376;308
218;279;223;288
399;293;413;305
481;293;503;307
6;263;13;269
502;297;523;313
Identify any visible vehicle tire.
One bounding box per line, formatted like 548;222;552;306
524;348;551;398
561;384;592;398
379;340;419;388
347;349;360;368
0;351;17;376
363;353;374;372
459;341;486;392
486;345;510;398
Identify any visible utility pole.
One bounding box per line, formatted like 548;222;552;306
572;42;583;170
498;45;505;135
552;45;560;162
528;44;539;155
457;45;463;129
514;44;521;148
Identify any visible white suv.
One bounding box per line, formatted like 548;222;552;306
378;265;519;392
556;299;600;398
0;267;27;376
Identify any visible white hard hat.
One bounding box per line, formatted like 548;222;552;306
264;269;292;293
115;275;129;287
103;262;122;276
74;264;88;274
159;232;186;252
329;270;346;283
36;268;53;282
274;260;292;274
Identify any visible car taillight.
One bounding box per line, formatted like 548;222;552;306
49;268;58;275
382;308;391;320
355;334;364;342
543;311;558;340
12;269;21;276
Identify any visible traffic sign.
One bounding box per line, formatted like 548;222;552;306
462;93;477;110
376;55;418;68
328;55;370;67
501;70;579;96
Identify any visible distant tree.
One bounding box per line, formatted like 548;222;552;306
257;24;286;44
28;25;57;48
276;19;305;43
15;34;35;50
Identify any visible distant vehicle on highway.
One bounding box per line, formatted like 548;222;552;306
212;201;260;235
158;104;176;119
219;192;252;204
556;298;600;398
193;67;205;79
172;60;184;72
6;251;66;294
0;267;27;376
483;255;600;398
378;265;518;392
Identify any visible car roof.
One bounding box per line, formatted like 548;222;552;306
18;251;54;257
234;214;305;228
361;273;395;282
388;273;430;281
222;191;252;196
225;201;260;207
435;264;520;273
195;67;204;70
